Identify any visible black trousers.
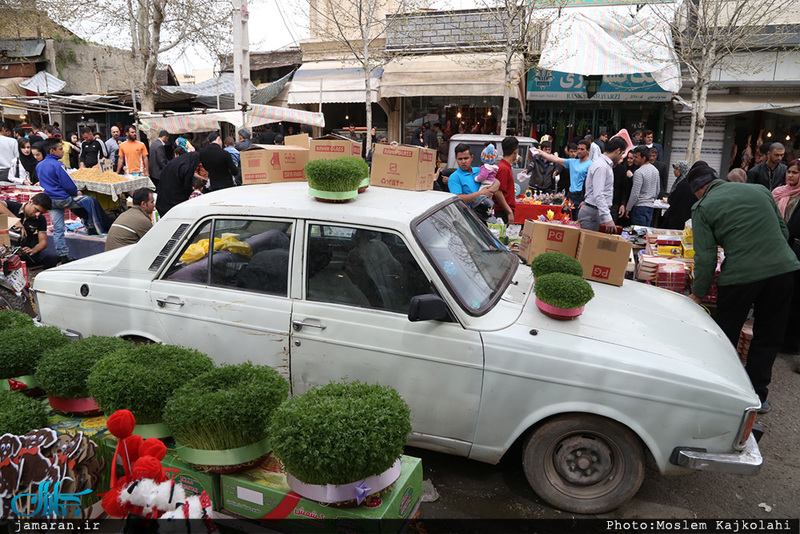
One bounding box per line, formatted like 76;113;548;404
716;271;795;402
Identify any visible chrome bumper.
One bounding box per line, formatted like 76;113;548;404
673;435;762;476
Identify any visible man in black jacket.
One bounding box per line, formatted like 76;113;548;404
747;142;786;190
199;132;238;192
649;147;669;197
148;130;170;187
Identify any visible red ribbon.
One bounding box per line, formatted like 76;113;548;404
57;453;76;470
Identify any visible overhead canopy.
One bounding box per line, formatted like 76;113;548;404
539;5;681;93
18;71;67;93
379;53;525;104
674;95;800;116
0;77;28;119
288;60;381;104
139;104;325;133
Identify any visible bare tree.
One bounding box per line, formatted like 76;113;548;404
304;0;418;155
649;0;799;162
41;0;233;112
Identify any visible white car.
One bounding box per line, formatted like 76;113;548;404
33;183;761;514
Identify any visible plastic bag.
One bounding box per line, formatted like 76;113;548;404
179;236;253;264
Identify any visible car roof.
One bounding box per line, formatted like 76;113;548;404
163;182;455;227
450;134;537;144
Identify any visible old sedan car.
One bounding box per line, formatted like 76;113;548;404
33;182;762;514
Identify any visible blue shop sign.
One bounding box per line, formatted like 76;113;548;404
526;69;671;101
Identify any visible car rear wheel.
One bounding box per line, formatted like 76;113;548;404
0;287;29;315
522;414;645;514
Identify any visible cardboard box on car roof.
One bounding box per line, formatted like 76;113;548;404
309;134;362;160
370;143;436;191
241;145;308;185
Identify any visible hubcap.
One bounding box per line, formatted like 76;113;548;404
554;435;613;485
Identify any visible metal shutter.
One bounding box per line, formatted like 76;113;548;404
667;117;726;191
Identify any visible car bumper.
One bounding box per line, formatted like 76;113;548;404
672;435;762;476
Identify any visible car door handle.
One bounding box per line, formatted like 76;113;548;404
156;297;185;308
292;320;326;331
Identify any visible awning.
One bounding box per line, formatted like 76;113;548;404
287;60;381;104
139;104;325;133
673;95;800;116
379;53;525;104
539;5;681;94
19;71;67;93
0;77;28;119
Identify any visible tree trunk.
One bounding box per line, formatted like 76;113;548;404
686;83;699;163
363;37;372;158
500;51;512;136
692;79;710;163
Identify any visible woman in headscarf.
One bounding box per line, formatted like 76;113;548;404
727;168;747;183
7;138;35;184
772;159;800;359
155;146;203;216
662;160;698;230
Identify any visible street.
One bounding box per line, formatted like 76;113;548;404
410;351;800;522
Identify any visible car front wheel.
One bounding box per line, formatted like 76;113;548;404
522;414;645;514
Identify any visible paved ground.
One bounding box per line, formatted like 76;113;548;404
409;351;800;522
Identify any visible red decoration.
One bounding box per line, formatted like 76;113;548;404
132;455;167;483
107;409;136;438
139;438;166;461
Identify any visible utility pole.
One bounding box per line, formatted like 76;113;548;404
232;0;252;111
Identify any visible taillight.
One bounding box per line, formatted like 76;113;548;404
734;408;758;450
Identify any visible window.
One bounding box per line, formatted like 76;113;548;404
306;224;429;313
163;218;293;296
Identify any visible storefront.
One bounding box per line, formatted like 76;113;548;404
378;53;525;143
526;69;671;153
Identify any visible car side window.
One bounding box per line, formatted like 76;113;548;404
163;218;293;297
305;224;429;313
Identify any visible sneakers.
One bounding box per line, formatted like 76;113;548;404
758;400;771;414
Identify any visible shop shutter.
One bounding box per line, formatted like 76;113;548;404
667;117;726;191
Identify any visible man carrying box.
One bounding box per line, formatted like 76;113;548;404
578;136;629;233
688;162;800;414
0;193;60;269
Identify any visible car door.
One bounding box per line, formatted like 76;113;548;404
290;222;484;449
149;216;295;378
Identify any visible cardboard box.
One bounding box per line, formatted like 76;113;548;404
370;144;436;191
162;449;222;510
309;134;362;160
285;133;310;149
576;230;634;286
241;145;309;185
518;220;581;264
222;455;422;531
1;214;11;247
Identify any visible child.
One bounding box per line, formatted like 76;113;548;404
190;177;205;199
476;144;499;186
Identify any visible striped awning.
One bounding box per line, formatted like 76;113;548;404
539;5;680;94
139;104;324;133
288;60;381;104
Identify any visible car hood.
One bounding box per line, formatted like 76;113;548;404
47;246;131;273
517;276;753;392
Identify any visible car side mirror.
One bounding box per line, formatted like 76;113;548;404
408;294;452;322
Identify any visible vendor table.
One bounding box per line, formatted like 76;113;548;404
515;203;563;222
70;175;155;202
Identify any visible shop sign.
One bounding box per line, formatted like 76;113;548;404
526;69;671;101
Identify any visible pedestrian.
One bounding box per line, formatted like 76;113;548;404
149;130;170;186
104;188;155;251
612;151;635;225
727;168;747;183
493;137;518;224
68;134;81;170
642;130;663;161
578;136;629;232
199;131;238;191
37;138;106;263
624;146;660;226
258;125;276;145
662;161;696;230
79;126;108;169
0;193;60;269
0;122;19;182
7;138;34;185
105;125;122;169
747;142;786;190
190;178;205;199
224;136;241;185
537;139;592;219
689;161;800;412
155;147;202;216
649;147;669;197
235;128;254;152
117;125;149;177
772;159;800;358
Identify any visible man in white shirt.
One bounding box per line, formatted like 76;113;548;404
0;123;19;182
578;137;629;232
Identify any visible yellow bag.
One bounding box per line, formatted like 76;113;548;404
180;239;211;264
179;236;253;264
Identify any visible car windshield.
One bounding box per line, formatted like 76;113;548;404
414;201;517;315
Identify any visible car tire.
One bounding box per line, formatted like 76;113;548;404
522;414;645;514
0;287;30;316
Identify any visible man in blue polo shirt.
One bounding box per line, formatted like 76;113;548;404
448;143;500;203
536;139;593;219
